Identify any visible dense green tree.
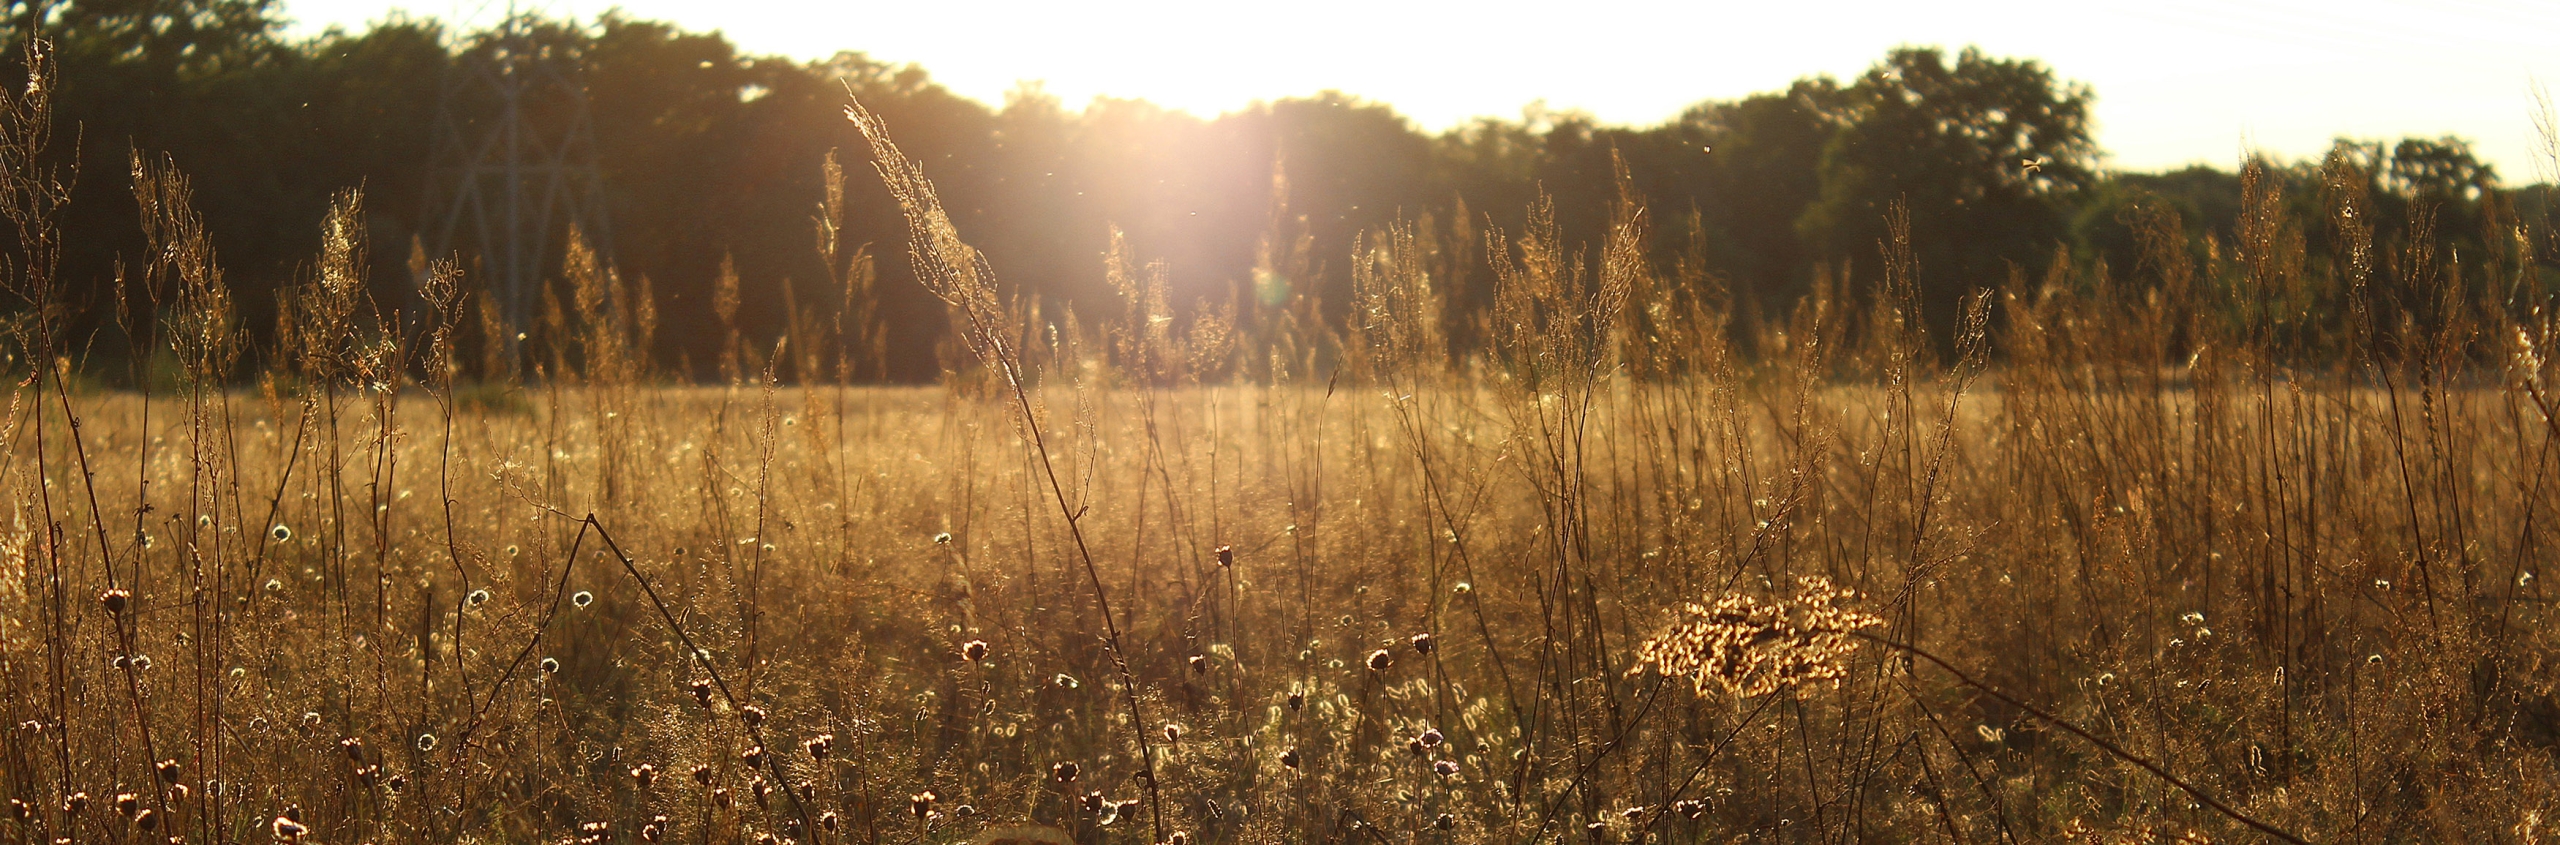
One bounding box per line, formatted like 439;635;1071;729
1797;46;2096;326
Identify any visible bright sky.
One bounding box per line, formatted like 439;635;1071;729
280;0;2560;181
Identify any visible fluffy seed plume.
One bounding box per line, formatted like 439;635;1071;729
1634;576;1883;698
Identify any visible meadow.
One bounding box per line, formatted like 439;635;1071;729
3;52;2559;845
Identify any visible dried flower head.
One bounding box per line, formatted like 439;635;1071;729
1367;649;1394;671
961;640;989;662
572;591;594;608
909;790;936;819
100;588;130;615
691;765;713;786
540;657;560;674
271;815;307;840
806;734;833;760
270;524;292;543
1436;813;1457;830
1419;728;1443;748
1215;545;1233;567
1634;576;1883;698
155;759;182;783
1188;654;1209;673
1163;723;1183;743
1279;747;1301;769
114;793;140;817
1433;759;1460;777
741;705;767;727
632;764;657;787
1052;761;1081;783
1410;632;1435;655
132;808;157;830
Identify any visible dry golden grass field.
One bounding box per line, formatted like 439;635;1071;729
4;57;2560;845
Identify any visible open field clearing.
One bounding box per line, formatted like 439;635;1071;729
6;338;2558;843
1;23;2556;844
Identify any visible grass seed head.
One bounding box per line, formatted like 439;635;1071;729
1636;576;1883;698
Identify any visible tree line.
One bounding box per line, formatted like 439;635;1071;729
8;0;2554;381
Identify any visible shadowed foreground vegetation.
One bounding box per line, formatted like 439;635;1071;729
3;37;2560;845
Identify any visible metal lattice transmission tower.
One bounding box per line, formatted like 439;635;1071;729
423;11;611;369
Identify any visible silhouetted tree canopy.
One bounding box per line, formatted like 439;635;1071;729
1;2;2550;381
